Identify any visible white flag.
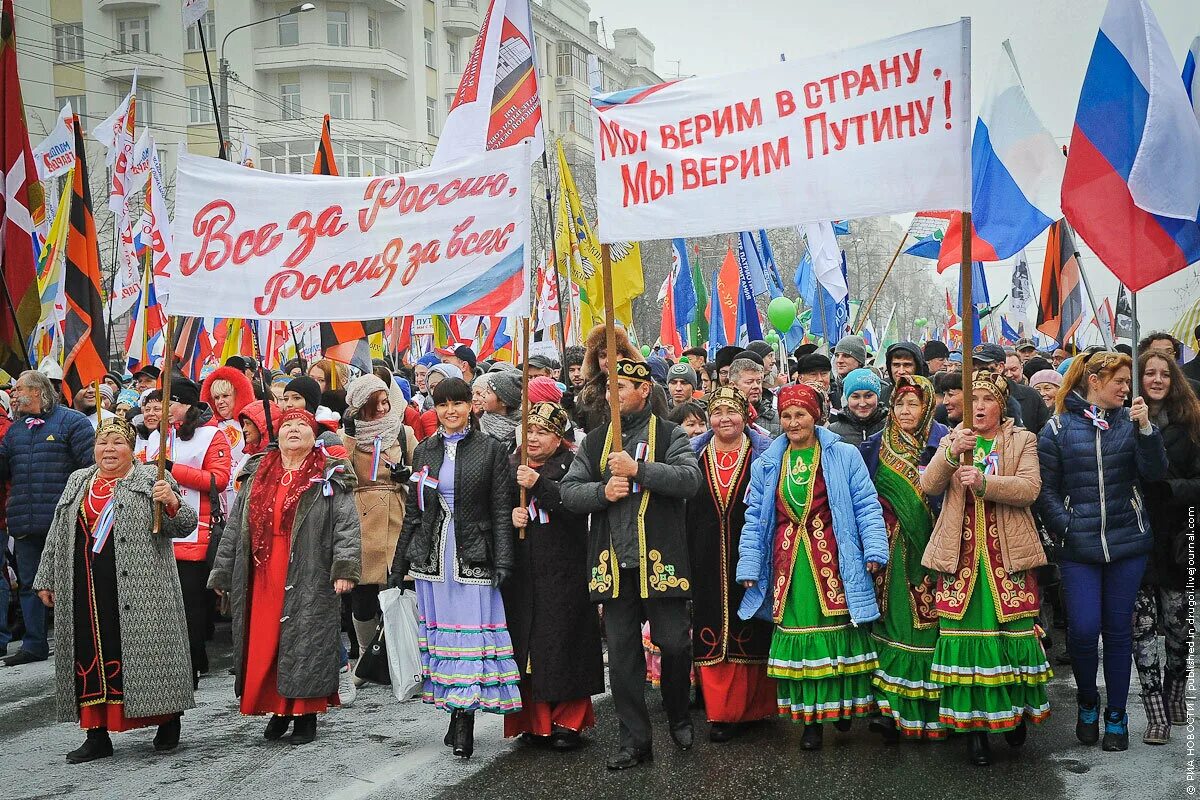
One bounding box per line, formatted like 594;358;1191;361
801;221;848;303
109;218;144;320
182;0;210;29
92;72;137;167
31;103;75;180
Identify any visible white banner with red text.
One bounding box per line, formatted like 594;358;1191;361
591;20;971;242
166;146;531;321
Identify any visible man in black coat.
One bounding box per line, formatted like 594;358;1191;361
561;360;702;769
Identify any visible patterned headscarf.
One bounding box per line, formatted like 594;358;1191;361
95;416;136;449
972;371;1010;410
778;383;822;420
883;375;936;463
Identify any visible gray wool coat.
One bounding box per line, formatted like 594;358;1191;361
33;463;199;723
208;453;361;700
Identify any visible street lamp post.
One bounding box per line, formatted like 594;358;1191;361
219;3;316;160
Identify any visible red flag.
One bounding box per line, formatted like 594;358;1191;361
61;117;108;403
313;114;338;176
0;0;45;375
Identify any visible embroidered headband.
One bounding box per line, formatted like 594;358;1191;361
278;407;320;435
706;386;749;418
95;416;136;449
527;402;569;439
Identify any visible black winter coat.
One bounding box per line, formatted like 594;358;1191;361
1142;415;1200;589
393;428;515;581
827;404;887;444
501;446;604;703
1011;381;1051;432
1037;392;1169;564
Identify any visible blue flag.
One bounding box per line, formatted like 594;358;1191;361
757;230;787;297
736;231;770;297
1000;315;1019;344
708;266;728;359
796;249;849;341
670;239;697;345
956;261;991;344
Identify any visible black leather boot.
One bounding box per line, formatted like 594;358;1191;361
967;731;991;766
290;714;317;745
1004;720;1028;748
444;710;460;747
67;728;113;764
453;710;475;758
153;714;181;752
264;715;292;741
800;723;823;750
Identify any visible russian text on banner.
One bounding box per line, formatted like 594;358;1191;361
591;21;971;242
166;146;531;321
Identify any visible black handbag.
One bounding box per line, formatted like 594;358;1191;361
353;620;391;686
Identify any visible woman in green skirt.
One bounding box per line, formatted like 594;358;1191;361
737;383;890;751
920;371;1051;766
861;375;951;742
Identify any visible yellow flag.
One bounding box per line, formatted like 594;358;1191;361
554;141;605;331
37;176;73;323
369;330;385;360
606;240;645;324
221;319;244;364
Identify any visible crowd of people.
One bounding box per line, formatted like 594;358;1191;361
0;323;1195;770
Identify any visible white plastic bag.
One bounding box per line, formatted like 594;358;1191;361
377;587;423;702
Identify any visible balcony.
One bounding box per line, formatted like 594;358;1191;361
255;44;409;81
442;0;482;37
97;50;171;82
97;0;161;10
365;0;408;10
442;70;463;96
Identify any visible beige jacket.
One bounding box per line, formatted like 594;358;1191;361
920;419;1047;575
343;427;415;585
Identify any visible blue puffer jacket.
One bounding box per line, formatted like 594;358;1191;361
1036;392;1168;564
0;405;95;537
736;426;889;625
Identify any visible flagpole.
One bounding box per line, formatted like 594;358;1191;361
195;23;228;161
960;212;974;423
1130;288;1140;397
0;269;33;369
1072;243;1114;350
517;318;531;539
853;231;909;334
601;243;622;446
154;316;176;534
248;321;277;445
540;148;568;361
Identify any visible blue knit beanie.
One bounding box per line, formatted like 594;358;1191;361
416;353;441;369
395;377;412;404
842;368;881;401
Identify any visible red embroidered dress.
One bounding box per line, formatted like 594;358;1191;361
74;476;174;732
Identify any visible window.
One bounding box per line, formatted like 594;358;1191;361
424;29;436;68
134;86;153;125
558;94;592;138
278;14;299;47
118;18;151;53
259;140;316;174
327;10;349;47
279;82;301;120
185;11;216;52
188;86;214;125
556;41;588;83
426;96;438;135
370;80;380;120
329;80;352;119
56;94;87;124
53;24;84;63
260;140;410;176
447;40;459;73
367;13;380;48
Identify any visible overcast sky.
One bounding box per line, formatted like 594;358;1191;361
587;0;1200;337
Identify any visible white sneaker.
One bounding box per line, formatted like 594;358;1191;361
339;664;357;707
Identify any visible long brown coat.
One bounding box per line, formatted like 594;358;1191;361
920;419;1046;574
33;464;198;722
342;430;413;586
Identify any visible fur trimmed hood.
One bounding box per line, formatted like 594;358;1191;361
201;366;256;422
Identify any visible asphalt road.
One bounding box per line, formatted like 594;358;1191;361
0;629;1191;800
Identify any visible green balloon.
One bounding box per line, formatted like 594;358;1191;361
640;345;652;357
765;332;780;345
766;297;797;332
914;317;929;329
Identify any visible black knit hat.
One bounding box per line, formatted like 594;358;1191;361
169;375;201;407
285;376;322;413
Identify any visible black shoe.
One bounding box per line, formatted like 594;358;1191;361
606;747;652;770
453;711;475;758
193;672;200;691
708;722;741;743
153;716;181;752
1076;700;1100;746
871;715;900;745
1101;708;1129;752
549;730;583;751
669;720;694;751
833;717;853;732
264;715;292;741
2;650;47;667
967;732;991;766
290;714;317;745
801;724;823;750
444;710;460;747
1004;721;1028;748
66;730;113;764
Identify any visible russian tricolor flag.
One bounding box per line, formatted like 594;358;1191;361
929;44;1064;272
1062;0;1200;292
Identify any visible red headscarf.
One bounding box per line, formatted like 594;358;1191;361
246;411;326;567
778;383;822;420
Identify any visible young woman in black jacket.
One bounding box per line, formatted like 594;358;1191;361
1132;350;1200;744
391;378;519;759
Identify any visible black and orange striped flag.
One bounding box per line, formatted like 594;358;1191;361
320;320;382;375
313;114;338;176
1036;220;1085;347
61;116;108;404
